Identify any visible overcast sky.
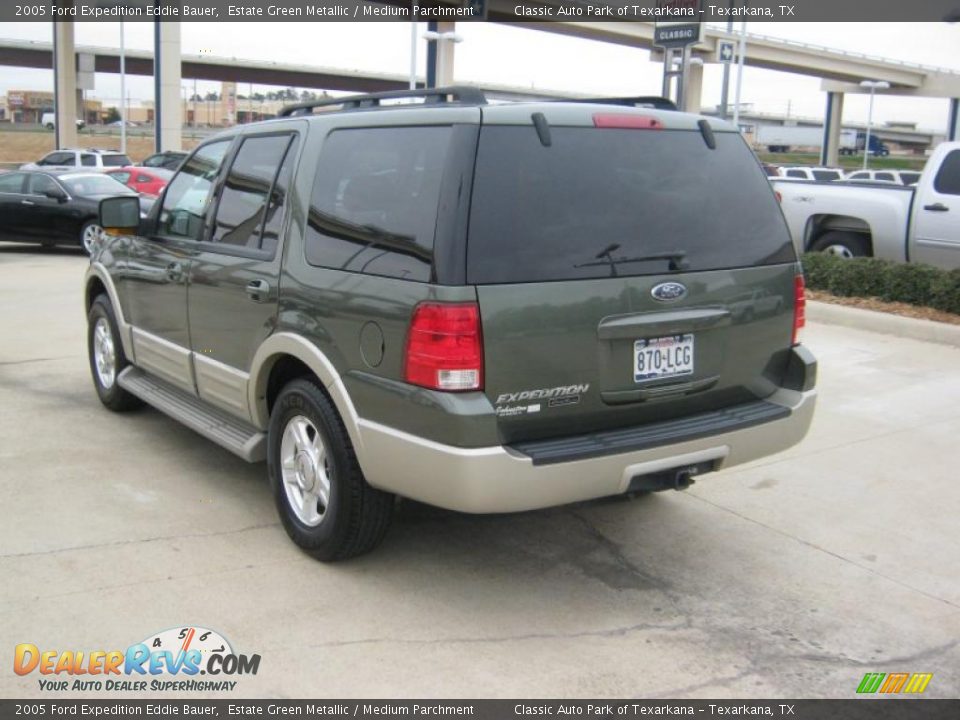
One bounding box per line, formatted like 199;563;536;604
0;21;958;131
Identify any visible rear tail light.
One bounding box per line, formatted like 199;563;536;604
593;114;663;130
404;302;483;391
792;274;806;345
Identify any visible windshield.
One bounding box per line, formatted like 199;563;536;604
62;175;134;196
467;127;795;284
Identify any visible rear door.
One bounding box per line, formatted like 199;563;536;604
467;120;798;444
186;129;301;419
911;148;960;268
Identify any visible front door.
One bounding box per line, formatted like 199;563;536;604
187;130;301;420
0;173;28;242
122;139;233;392
912;148;960;268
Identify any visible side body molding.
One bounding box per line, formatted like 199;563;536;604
84;263;134;361
247;332;365;455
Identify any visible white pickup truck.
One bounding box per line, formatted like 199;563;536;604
772;142;960;269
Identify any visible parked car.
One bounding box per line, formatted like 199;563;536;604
106;166;173;199
86;87;816;560
140;151;189;171
778;166;845;183
0;170;139;253
773;141;960;267
40;112;85;131
21;148;133;172
844;169;922;186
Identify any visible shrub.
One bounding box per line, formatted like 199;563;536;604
931;269;960;315
800;252;959;316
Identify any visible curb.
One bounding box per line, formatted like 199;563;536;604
807;300;960;349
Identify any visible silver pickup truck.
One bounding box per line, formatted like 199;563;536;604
773;141;960;269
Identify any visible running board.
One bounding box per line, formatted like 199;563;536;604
118;367;266;462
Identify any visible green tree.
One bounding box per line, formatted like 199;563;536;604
104;106;121;124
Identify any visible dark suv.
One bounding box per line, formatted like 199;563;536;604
86;88;816;560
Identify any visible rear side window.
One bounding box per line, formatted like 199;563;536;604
210;134;296;251
304;126;452;282
158;140;231;241
812;170;840;182
786;169;806;179
468;127;795;284
934;150;960;195
81;154;97;167
0;173;26;193
848;172;868;180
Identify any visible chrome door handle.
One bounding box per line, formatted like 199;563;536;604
245;279;270;302
21;199;34;206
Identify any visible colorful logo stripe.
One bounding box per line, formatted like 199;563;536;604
857;672;933;694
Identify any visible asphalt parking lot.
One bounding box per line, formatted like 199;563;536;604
1;246;958;699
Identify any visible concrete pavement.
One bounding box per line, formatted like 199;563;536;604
0;247;958;699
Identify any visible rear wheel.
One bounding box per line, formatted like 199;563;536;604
810;231;870;259
87;295;142;411
268;378;394;561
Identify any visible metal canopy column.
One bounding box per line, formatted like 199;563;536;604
682;60;703;114
821;91;844;167
153;11;182;152
435;22;456;87
52;17;78;150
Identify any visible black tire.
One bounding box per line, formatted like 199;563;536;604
810;231;870;259
87;294;142;411
268;378;394;561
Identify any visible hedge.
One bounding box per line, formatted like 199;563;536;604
800;253;960;316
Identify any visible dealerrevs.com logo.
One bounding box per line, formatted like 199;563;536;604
14;626;260;692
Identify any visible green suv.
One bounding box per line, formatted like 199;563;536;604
86;88;816;560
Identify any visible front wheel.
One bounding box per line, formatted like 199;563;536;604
268;378;394;561
80;221;103;255
810;231;870;259
87;295;142;411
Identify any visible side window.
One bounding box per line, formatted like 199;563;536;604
210;134;296;251
848;172;867;180
875;172;895;182
900;172;921;185
786;170;806;179
933;150;960;196
39;152;69;166
111;171;132;185
28;174;59;195
143;155;161;168
136;174;152;184
81;154;97;167
304;126;452;282
260;138;298;256
0;173;26;193
157;140;231;241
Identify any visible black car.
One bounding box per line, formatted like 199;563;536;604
0;170;139;254
140;151;188;171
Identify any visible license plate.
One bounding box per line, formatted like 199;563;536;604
634;334;694;382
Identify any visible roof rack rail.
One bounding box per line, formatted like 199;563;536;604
278;86;487;117
559;96;678;111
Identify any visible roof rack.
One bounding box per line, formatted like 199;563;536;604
278;86;487;117
560;96;678;111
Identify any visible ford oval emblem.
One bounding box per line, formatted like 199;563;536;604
651;282;687;302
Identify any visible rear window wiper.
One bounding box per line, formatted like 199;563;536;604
576;244;689;276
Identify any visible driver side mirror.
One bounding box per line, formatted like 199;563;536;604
43;187;67;202
99;196;141;237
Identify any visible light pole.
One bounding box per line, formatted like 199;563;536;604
860;80;890;170
422;30;462;88
119;21;126;154
732;20;747;132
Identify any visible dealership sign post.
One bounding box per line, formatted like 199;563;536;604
654;0;706;111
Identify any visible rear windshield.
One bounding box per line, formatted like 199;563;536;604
102;154;132;167
467;127;795;284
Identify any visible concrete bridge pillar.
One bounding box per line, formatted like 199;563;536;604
821;91;845;167
154;17;182;152
681;60;703;115
949;98;959;142
53;17;78;149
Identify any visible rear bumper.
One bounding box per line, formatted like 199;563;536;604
356;385;816;514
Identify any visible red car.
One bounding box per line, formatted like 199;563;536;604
105;166;173;199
